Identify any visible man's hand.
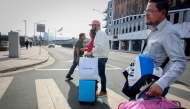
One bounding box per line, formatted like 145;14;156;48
85;52;92;57
76;57;79;62
146;83;163;97
80;48;85;51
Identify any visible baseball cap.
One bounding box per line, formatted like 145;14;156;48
89;20;101;26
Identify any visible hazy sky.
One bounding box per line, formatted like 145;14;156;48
0;0;110;38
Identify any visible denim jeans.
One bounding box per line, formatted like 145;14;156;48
66;55;80;77
137;87;170;99
98;58;108;93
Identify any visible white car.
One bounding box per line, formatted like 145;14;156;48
48;42;55;48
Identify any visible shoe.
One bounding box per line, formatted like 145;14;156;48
97;91;107;97
66;76;73;80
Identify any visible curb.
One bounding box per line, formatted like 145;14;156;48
0;49;49;73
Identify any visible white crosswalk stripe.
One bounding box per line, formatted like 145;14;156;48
0;77;14;100
35;79;71;109
171;83;190;93
0;77;190;109
97;83;128;109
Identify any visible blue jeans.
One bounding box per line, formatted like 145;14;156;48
98;58;108;93
66;55;80;77
137;87;170;99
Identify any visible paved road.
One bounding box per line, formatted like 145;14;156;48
0;46;189;109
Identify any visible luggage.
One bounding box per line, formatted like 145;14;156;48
118;95;185;109
78;80;97;105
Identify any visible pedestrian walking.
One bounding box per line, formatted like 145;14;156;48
65;33;86;80
29;41;32;48
25;40;29;49
137;0;187;98
81;29;96;53
86;20;110;97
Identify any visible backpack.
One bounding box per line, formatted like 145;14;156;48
122;54;169;99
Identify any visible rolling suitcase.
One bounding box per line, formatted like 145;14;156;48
78;80;97;105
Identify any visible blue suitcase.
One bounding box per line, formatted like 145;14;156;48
78;80;97;105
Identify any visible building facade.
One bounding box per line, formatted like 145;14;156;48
104;0;190;56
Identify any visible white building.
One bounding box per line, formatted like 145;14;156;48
104;0;190;56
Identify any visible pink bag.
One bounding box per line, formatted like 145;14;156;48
118;95;185;109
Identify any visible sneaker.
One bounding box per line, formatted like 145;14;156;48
66;76;73;80
97;91;107;97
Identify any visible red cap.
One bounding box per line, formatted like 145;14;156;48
89;20;101;26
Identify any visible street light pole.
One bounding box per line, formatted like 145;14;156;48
48;28;56;42
93;9;106;17
55;30;56;45
23;20;26;37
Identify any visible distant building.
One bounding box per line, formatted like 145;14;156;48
104;0;190;56
0;35;32;46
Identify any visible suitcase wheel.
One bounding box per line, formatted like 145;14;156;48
79;101;83;105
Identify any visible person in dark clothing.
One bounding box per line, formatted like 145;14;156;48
25;40;29;49
66;33;86;80
29;41;32;47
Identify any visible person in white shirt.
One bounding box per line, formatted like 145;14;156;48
86;20;110;97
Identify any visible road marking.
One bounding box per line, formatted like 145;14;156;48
97;83;190;109
171;83;190;93
35;68;121;71
97;83;128;109
35;79;70;109
67;60;73;62
166;94;190;109
106;64;122;69
0;77;14;99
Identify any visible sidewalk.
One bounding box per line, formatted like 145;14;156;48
0;46;48;73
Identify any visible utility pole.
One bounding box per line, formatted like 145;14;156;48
23;20;27;37
55;30;56;45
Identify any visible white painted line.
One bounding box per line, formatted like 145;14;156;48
166;94;190;109
35;67;121;71
67;60;73;62
36;69;72;71
106;64;122;69
97;83;128;109
35;79;55;109
171;83;190;93
45;79;71;109
0;77;14;99
35;79;70;109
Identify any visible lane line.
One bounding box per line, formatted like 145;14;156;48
106;64;122;69
0;77;14;99
35;68;122;71
166;94;190;109
67;60;73;62
97;83;128;109
171;83;190;93
36;79;71;109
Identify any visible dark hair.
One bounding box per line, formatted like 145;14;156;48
79;33;85;39
90;29;96;38
148;0;169;17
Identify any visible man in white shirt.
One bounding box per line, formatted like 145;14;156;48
86;20;110;97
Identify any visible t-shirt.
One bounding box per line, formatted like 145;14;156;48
84;37;94;52
74;39;84;56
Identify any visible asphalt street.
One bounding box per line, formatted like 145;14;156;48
0;46;189;109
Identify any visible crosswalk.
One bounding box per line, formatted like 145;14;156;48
0;77;190;109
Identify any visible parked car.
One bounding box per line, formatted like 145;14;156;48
48;42;55;48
